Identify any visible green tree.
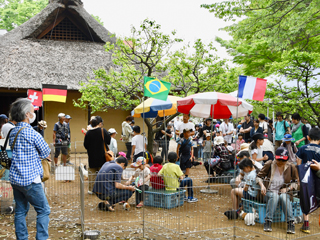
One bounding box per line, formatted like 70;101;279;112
0;0;47;31
75;19;182;153
164;39;238;96
202;0;320;126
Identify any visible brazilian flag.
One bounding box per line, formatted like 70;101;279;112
144;76;171;101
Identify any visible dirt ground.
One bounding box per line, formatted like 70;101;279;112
1;141;320;239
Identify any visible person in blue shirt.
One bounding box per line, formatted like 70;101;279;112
93;157;135;211
250;119;263;138
9;98;51;240
273;112;291;150
296;127;320;234
177;128;194;178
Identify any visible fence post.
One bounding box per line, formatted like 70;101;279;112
79;166;85;239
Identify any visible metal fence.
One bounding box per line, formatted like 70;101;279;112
1;139;320;239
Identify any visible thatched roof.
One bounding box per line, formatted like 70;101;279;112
0;0;116;90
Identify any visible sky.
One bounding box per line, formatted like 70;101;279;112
82;0;233;60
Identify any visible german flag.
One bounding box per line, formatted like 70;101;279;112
42;84;67;103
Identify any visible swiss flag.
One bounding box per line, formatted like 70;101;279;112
28;89;43;107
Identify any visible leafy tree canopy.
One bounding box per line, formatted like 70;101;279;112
0;0;47;31
202;0;320;126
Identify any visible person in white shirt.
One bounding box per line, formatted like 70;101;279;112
175;114;195;138
220;119;235;144
131;126;147;162
108;128;118;156
1;120;16;139
258;114;268;134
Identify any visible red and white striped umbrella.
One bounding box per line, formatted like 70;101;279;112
177;92;251;119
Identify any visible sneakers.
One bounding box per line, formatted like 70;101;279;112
300;225;310;234
187;198;198;203
287;221;295;234
88;191;93;195
264;221;272;232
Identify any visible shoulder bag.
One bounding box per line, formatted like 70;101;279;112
0;127;26;169
102;128;114;162
41;159;51;182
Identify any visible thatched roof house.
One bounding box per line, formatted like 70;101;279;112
0;0;133;151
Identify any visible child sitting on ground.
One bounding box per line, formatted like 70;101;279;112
159;152;198;203
150;156;165;189
231;158;260;211
127;157;151;208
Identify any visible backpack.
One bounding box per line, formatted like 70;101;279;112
275;121;289;134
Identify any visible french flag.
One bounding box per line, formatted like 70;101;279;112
238;75;267;101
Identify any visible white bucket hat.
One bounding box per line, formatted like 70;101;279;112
108;128;117;134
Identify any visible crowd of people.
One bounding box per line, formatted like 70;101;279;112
1;99;320;238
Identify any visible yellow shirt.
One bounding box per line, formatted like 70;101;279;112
159;163;183;191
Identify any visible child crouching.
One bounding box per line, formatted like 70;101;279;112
127;157;151;208
159;152;198;203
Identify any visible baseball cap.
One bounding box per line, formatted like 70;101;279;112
65;115;72;119
131;157;146;167
108;128;117;134
0;114;8;119
275;147;289;161
282;134;295;142
58;113;65;118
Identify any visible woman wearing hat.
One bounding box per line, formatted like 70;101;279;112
249;133;269;164
257;147;299;234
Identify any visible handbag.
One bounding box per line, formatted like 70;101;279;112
101;128;114;162
41;159;51;182
0;127;26;169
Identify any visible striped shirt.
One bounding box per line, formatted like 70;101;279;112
9;122;50;186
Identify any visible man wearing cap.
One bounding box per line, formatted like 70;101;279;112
257;147;298;234
220;118;235;145
33;120;47;137
108;128;118;155
1;115;16;139
53;113;70;167
240;114;254;143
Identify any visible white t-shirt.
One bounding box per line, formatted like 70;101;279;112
108;138;118;155
1;123;15;139
174;120;181;130
220;122;234;144
262;139;275;154
134;167;151;186
251;146;263;160
259;121;268;132
177;122;195;133
132;135;146;155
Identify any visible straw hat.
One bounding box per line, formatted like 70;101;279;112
38;120;47;129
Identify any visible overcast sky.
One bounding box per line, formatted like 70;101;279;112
82;0;233;60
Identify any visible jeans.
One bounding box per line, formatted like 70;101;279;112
197;145;203;159
265;191;294;222
12;183;50;240
125;142;132;159
180;177;194;198
203;152;211;163
107;189;133;205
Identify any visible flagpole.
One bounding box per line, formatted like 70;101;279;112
163;110;168;162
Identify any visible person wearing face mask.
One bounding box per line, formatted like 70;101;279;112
8;98;51;240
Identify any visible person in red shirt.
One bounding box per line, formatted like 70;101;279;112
150;156;165;189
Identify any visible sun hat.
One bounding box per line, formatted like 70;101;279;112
108;128;117;134
131;157;146;167
236;143;250;156
282;134;295;142
38;120;47;128
65;115;72;119
215;124;220;128
58;113;65;118
227;146;234;152
206;133;211;137
118;152;127;159
214;136;225;145
275;147;289;161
